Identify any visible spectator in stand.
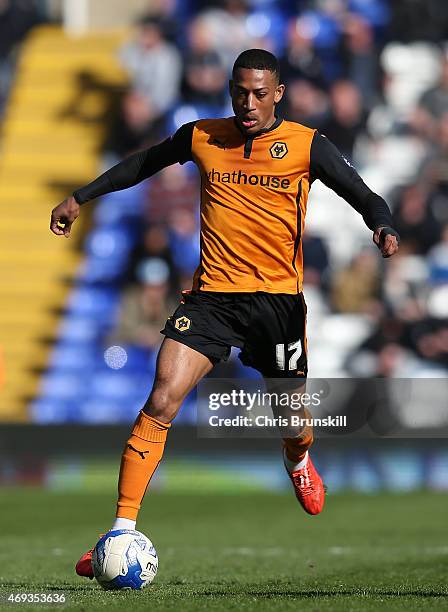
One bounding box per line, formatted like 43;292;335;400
392;184;440;255
112;258;176;350
346;315;410;377
414;50;448;141
104;91;165;160
119;15;182;117
0;0;40;112
195;0;253;70
167;208;200;280
331;248;381;315
389;0;448;44
139;0;180;43
418;112;448;228
283;78;328;129
341;13;381;108
279;15;326;89
146;164;198;224
126;224;177;291
181;51;227;108
381;249;428;321
428;223;448;283
181;18;228;109
302;232;330;291
320;80;366;161
411;315;448;368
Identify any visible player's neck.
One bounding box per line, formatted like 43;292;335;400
234;114;282;138
263;115;277;131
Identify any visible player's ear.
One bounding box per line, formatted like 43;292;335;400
274;83;285;104
229;79;234;96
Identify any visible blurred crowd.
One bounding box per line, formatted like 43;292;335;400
104;0;448;378
0;0;44;114
3;0;448;380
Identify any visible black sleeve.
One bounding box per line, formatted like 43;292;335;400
73;121;196;204
309;131;394;231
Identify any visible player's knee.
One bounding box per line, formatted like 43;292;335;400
142;386;178;423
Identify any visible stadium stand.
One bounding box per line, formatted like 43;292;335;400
1;0;445;423
0;25;127;420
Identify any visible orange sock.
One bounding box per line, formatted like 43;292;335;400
283;409;314;463
116;411;170;521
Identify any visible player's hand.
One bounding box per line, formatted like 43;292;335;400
373;226;400;258
50;196;80;237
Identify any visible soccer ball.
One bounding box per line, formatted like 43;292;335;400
92;529;158;590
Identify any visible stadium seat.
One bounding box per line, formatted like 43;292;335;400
58;316;101;343
169;103;227;133
48;344;98;371
349;0;390;28
76;399;129;424
246;8;287;55
40;372;87;401
90;371;149;401
319;315;372;352
65;286;120;330
85;227;134;262
77;256;127;284
93;190;147;226
112;345;155;373
29;398;77;424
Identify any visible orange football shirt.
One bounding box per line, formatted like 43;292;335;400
189;117;315;294
75;115;394;294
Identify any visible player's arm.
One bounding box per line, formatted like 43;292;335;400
309;132;400;258
50;122;196;237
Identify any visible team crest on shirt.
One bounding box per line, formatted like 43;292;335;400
175;316;191;331
270;141;288;159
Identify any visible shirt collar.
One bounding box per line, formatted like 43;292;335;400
233;115;283;138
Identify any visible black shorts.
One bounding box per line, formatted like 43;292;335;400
161;291;308;378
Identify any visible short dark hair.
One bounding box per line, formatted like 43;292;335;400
232;49;280;83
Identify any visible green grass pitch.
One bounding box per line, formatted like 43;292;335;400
1;489;447;611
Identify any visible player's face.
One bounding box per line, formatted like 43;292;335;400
230;68;285;135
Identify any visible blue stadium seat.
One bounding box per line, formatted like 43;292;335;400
66;287;120;330
75;399;129;424
112;344;156;374
233;358;263;379
94;197;142;225
115;400;149;422
93;184;147;223
58;316;100;343
169;229;200;275
90;371;149;401
349;0;390;29
85;227;134;263
48;344;98;371
246;8;287;55
77;255;127;284
29;398;76;423
168;103;227;134
39;372;87;401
